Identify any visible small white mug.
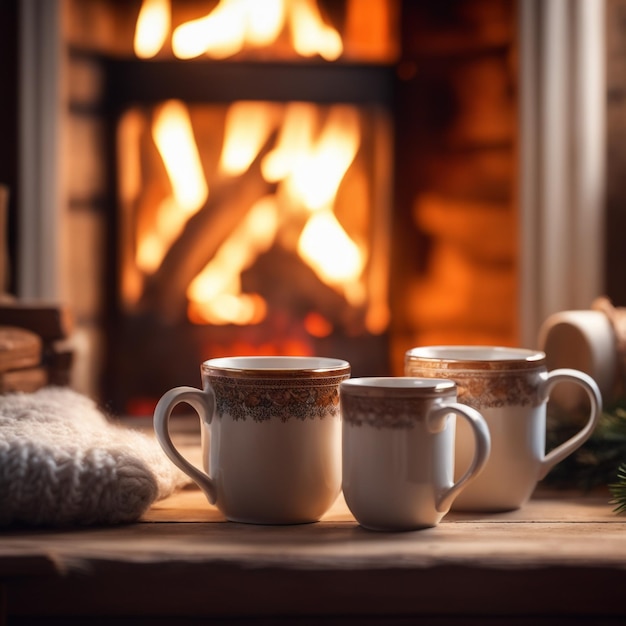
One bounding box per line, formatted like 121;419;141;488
405;346;602;512
340;377;490;531
153;356;350;524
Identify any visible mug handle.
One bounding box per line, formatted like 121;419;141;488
427;403;491;513
538;368;602;480
153;386;217;504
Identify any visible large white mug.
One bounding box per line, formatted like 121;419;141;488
340;377;490;531
153;356;350;524
405;346;602;512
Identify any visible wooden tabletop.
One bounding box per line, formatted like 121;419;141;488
1;486;626;624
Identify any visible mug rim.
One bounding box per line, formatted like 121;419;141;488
341;376;456;397
203;355;351;378
405;345;545;370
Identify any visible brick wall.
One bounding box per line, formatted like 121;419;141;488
390;0;518;373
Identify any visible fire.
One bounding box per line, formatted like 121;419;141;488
134;0;170;59
220;102;280;176
134;0;342;61
187;101;365;325
286;106;360;211
289;0;343;60
127;2;390;334
131;100;371;326
136;101;208;274
187;196;279;324
298;210;365;302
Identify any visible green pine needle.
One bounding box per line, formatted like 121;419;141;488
609;464;626;515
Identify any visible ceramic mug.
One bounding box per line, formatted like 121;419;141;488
405;346;602;512
153;356;350;524
538;309;618;408
340;377;490;531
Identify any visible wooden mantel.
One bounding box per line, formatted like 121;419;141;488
1;487;625;625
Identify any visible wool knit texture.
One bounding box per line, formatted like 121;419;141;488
0;387;189;527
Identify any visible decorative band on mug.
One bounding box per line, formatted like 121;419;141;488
210;376;343;422
340;377;457;429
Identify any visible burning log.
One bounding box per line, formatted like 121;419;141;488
243;246;367;333
139;135;277;322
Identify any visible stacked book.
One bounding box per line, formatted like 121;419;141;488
0;302;73;393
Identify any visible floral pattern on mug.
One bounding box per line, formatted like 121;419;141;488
341;394;444;429
209;374;347;422
404;365;546;409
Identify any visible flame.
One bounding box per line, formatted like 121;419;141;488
286;106;360;211
133;98;373;328
261;102;318;183
152;101;208;213
136;101;208;274
187;196;279;324
171;0;286;60
189;101;365;319
172;0;246;60
220;102;278;176
289;0;342;61
134;0;170;59
298;209;365;303
165;0;341;61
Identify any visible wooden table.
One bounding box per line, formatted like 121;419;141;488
1;487;625;625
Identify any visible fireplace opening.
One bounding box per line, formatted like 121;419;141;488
87;0;399;413
24;0;523;414
111;96;393;414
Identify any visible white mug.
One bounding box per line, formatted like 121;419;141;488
405;346;602;512
153;356;350;524
340;377;490;531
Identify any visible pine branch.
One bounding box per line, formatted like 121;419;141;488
544;401;626;490
609;464;626;515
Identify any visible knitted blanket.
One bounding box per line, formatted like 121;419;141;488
0;387;189;527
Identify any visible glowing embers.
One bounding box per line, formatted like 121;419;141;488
117;100;390;337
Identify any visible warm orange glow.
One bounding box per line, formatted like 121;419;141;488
220;102;279;176
172;0;246;60
243;0;286;46
134;0;171;59
289;0;343;61
118;110;145;305
171;0;286;60
169;0;341;61
126;97;384;332
286;106;360;211
135;101;208;274
152;101;208;213
261;103;318;182
304;312;333;338
298;210;365;297
186;196;279;324
136;196;189;273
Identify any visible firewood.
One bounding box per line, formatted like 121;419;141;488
243;246;366;332
139;135;277;322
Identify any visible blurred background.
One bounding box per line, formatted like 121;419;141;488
0;0;621;415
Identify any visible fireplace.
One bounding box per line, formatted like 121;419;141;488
91;0;398;413
19;0;521;414
8;0;609;415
